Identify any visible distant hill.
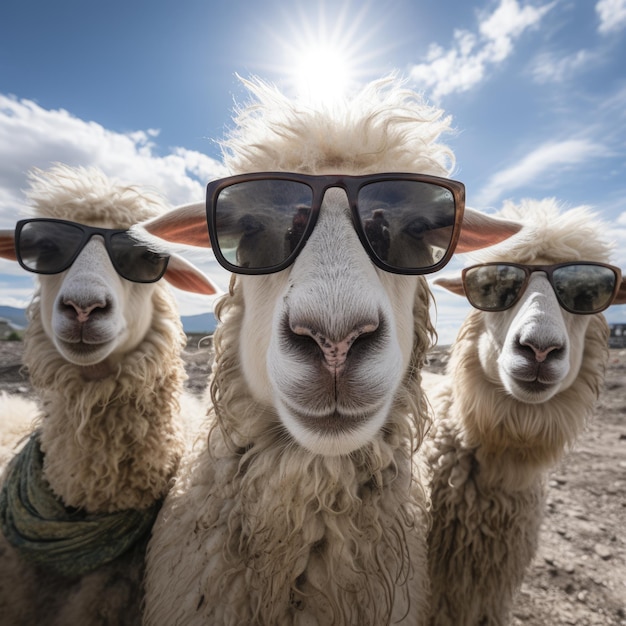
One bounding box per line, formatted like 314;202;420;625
181;313;217;334
0;306;28;329
0;305;216;334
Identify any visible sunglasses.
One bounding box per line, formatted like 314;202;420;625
462;261;622;315
205;172;465;275
15;218;170;283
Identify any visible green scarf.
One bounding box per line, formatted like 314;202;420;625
0;432;160;578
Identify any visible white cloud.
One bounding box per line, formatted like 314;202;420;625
475;139;608;206
0;94;227;226
596;0;626;34
612;231;626;269
409;0;555;99
530;49;598;83
612;214;626;267
0;264;36;308
0;94;228;315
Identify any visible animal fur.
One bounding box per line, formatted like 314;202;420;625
142;76;449;626
0;165;194;626
143;76;523;626
425;199;613;625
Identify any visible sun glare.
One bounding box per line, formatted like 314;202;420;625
293;44;355;105
263;2;390;107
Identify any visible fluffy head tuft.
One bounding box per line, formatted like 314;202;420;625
469;198;614;265
221;75;455;177
25;163;167;228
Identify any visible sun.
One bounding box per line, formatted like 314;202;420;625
262;1;390;106
291;43;356;105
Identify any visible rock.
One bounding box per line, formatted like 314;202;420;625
593;543;612;560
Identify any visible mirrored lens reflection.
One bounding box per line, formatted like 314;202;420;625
18;221;84;273
109;232;168;282
464;264;527;310
357;181;456;270
18;220;168;282
214;180;314;270
553;264;617;313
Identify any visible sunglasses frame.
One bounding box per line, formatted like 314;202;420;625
205;172;466;275
462;261;623;315
14;218;170;284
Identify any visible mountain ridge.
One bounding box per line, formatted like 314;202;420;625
0;305;217;334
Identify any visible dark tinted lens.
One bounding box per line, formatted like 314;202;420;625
357;181;457;271
214;179;314;270
553;264;617;313
18;221;84;273
109;232;169;282
464;264;527;310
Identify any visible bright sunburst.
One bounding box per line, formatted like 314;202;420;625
292;43;355;105
262;1;391;106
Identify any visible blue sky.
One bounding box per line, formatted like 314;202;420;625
1;0;625;343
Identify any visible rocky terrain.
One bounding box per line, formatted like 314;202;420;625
0;338;624;625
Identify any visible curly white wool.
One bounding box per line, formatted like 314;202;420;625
424;199;616;625
0;164;208;626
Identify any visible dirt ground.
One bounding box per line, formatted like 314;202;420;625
426;346;626;626
0;338;624;625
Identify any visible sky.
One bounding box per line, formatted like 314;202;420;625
1;0;625;344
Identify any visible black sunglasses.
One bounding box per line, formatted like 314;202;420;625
15;218;170;283
205;172;465;275
462;261;622;315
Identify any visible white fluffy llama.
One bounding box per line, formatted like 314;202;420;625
0;164;216;626
138;77;521;626
424;198;626;626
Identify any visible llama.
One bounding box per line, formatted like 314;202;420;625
424;198;626;626
0;164;216;626
138;76;521;626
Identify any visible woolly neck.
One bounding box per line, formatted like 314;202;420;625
0;433;160;577
23;290;187;514
200;285;432;623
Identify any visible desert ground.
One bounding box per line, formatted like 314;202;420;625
0;338;624;625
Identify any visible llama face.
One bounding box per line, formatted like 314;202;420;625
136;192;520;457
239;189;418;456
39;236;156;367
478;272;592;403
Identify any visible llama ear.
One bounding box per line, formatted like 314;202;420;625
455;209;522;253
433;275;465;297
0;230;17;261
612;278;626;305
164;253;221;295
141;203;211;248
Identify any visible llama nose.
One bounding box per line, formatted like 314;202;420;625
63;299;107;323
519;339;563;363
291;321;379;373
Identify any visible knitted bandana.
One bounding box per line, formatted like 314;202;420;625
0;432;160;578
